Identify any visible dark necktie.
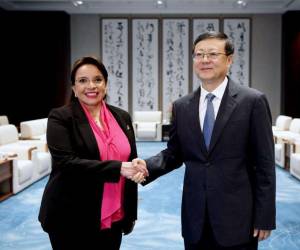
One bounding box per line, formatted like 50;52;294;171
203;93;215;149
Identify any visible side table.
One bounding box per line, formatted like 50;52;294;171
0;159;13;202
162;123;171;141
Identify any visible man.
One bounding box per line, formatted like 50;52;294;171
133;32;276;250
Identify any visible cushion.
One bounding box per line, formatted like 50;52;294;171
33;151;51;174
289;119;300;133
136;122;157;138
17;160;34;184
0;125;18;145
275;144;282;162
291;153;300;179
134;111;162;123
275;115;292;130
20;119;47;138
0;144;36;160
0;115;9;125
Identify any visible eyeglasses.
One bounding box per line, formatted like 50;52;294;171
192;52;227;61
75;77;104;85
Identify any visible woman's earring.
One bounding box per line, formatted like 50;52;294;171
74;92;77;98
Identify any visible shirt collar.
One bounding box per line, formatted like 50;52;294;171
200;77;228;100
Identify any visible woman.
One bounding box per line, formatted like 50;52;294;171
39;56;147;250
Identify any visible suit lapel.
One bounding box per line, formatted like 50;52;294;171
108;105;134;147
72;100;100;159
188;88;208;156
105;105;137;160
209;80;239;153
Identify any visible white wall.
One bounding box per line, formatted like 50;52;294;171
70;14;282;122
251;14;281;121
71;14;100;65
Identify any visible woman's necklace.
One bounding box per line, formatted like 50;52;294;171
94;119;101;126
93;115;100;124
93;117;104;130
90;107;102;128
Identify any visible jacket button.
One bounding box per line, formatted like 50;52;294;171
205;162;211;167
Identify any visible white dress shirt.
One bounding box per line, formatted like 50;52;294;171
199;77;228;130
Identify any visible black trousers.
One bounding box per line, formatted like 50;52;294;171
184;216;258;250
48;221;123;250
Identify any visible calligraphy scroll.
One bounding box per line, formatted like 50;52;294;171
132;19;159;111
162;19;189;121
223;18;250;86
102;19;129;110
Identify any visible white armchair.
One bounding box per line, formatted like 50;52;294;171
133;111;162;141
290;139;300;181
31;149;51;181
274;118;300;168
11;150;51;194
20;118;47;141
0;124;47;153
0;115;9;126
0;124;51;194
12;159;35;194
272;115;292;133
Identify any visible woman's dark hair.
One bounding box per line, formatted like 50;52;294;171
192;31;234;56
71;56;108;86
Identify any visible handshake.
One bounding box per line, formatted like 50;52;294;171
121;158;148;184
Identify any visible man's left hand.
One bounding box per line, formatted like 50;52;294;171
253;229;271;241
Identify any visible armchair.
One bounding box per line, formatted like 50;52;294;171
11;149;51;194
0;115;9;126
272;115;292;133
12;159;35;194
133;111;162;141
0;124;51;194
20;118;47;141
274;118;300;168
0;124;47;153
290;139;300;180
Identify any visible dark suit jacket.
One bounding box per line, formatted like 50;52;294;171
39;100;138;234
145;79;275;247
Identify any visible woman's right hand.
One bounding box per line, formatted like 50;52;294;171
120;161;148;183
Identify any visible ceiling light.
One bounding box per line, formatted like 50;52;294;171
72;1;83;7
154;0;166;8
236;0;247;8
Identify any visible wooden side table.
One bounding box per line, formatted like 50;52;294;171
0;159;13;202
162;123;171;141
282;139;296;171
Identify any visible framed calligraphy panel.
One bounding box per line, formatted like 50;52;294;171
101;18;129;110
132;19;159;111
223;18;250;86
162;18;189;122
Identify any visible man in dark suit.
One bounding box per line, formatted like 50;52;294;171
133;32;275;250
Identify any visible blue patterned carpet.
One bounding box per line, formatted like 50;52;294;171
0;142;300;250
